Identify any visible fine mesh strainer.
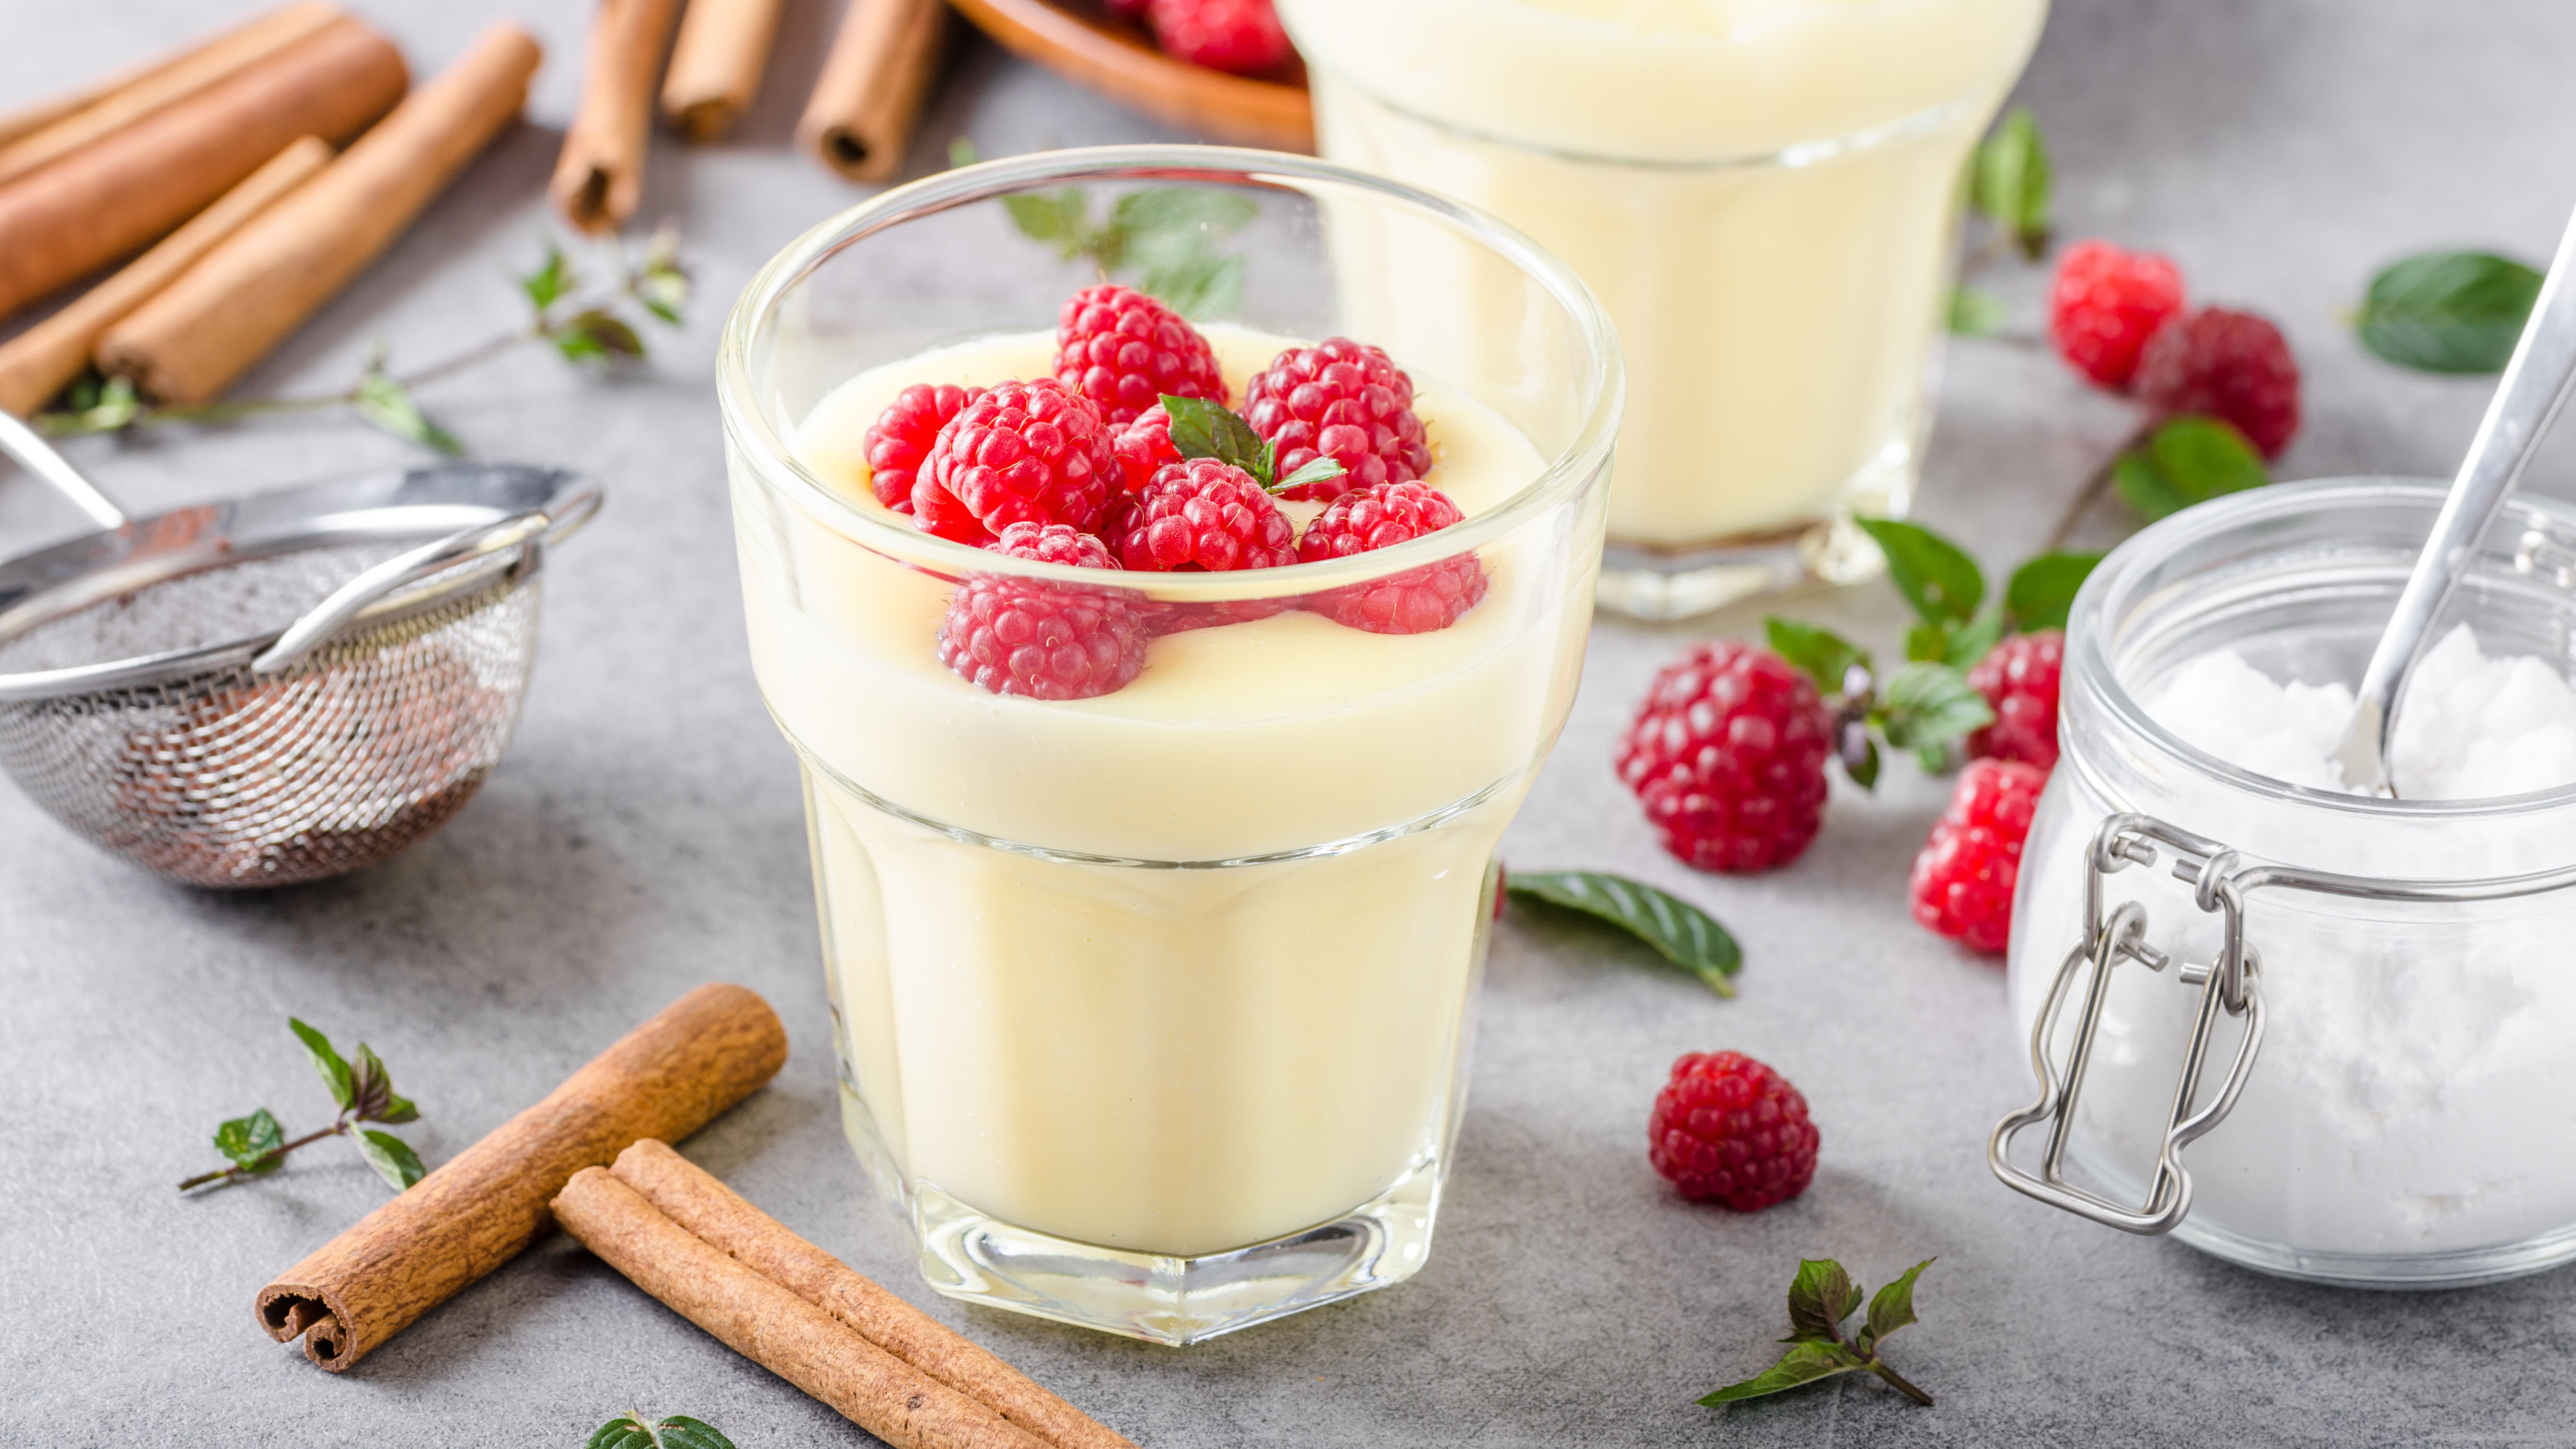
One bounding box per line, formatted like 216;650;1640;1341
0;412;599;888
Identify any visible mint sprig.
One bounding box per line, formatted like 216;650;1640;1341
1765;619;1989;782
1159;395;1345;494
960;139;1257;319
589;1412;737;1449
2354;249;2543;375
1502;869;1741;997
1699;1258;1938;1409
1968;105;2051;261
180;1019;427;1193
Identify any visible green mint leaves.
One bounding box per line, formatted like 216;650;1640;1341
181;1019;428;1193
352;353;463;457
1765;618;1988;781
588;1412;737;1449
2354;249;2544;375
2112;415;2269;524
1968;105;2052;261
1159;394;1343;493
1700;1258;1938;1409
970;135;1258;320
522;232;690;367
1502;870;1741;997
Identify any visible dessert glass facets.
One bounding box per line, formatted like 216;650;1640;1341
718;147;1621;1343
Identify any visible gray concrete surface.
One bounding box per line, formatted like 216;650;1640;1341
6;1;2575;1443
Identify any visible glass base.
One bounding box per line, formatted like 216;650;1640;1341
1595;508;1890;620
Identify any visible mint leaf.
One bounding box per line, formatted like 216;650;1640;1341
1700;1257;1939;1410
1274;456;1347;494
1877;661;1993;764
354;1129;426;1192
2355;249;2543;374
1844;734;1881;791
2004;551;2101;631
1859;1259;1935;1353
1002;188;1091;255
1947;284;2008;337
1697;1340;1869;1406
1113;187;1259;244
1786;1258;1862;1342
288;1019;354;1111
1764;617;1869;697
213;1109;284;1171
1969;105;2051;259
555;309;646;363
352;370;465;456
1857;519;1984;626
520;245;573;312
590;1413;737;1449
2114;415;2268;523
347;1043;415;1123
633;227;690;326
1505;870;1740;996
1940;604;2007;671
1160;394;1272;480
1140;248;1245;319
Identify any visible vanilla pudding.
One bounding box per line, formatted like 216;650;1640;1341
742;327;1591;1267
1280;0;2046;580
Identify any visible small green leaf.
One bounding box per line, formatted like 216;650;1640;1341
649;1418;738;1449
947;136;980;168
1505;870;1740;996
2003;551;2101;631
288;1019;354;1111
1113;187;1259;242
351;371;465;456
520;245;573;312
1947;284;2009;337
1876;662;1994;753
2114;415;2268;523
589;1413;737;1449
589;1416;653;1449
1273;456;1347;495
213;1108;284;1170
1857;518;1984;626
1698;1340;1869;1406
354;1129;426;1192
556;309;646;362
1786;1258;1862;1342
2354;249;2544;374
1902;620;1948;665
348;1043;418;1123
1139;248;1246;320
1159;394;1271;479
1844;735;1880;791
1942;604;2007;671
1969;105;2051;258
377;1091;419;1125
1764;617;1869;697
1002;188;1092;254
1861;1259;1935;1353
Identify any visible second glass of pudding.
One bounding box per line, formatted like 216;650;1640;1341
718;147;1620;1344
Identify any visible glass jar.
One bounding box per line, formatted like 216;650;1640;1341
718;147;1622;1342
1995;478;2576;1288
1276;0;2046;619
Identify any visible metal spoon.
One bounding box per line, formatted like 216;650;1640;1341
2331;205;2576;796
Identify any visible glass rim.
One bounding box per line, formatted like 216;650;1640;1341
714;144;1625;601
2071;475;2576;822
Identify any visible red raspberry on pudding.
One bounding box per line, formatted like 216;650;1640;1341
913;378;1117;545
862;383;981;513
1648;1051;1820;1211
1243;337;1433;502
1617;640;1834;873
2133;307;2303;459
1146;0;1292;74
939;523;1145;700
1112;403;1182;493
1908;757;2047;954
1296;480;1487;634
1965;630;2065;772
988;520;1119;569
2049;239;2186;392
1055;285;1227;428
1107;457;1298;572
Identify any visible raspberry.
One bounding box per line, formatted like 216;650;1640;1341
913;378;1117;546
988;520;1118;569
1106;457;1298;572
936;538;1147;701
2133;307;2303;459
1965;630;2065;772
1243;337;1432;502
862;383;981;513
1054;285;1227;428
1112;403;1182;493
1146;0;1291;74
1908;757;2048;954
1296;480;1487;634
1648;1051;1819;1211
2048;239;2186;391
1617;641;1833;873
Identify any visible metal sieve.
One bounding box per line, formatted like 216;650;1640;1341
0;413;599;888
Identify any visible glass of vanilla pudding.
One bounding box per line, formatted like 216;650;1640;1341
1277;0;2048;618
1997;479;2576;1289
718;147;1619;1342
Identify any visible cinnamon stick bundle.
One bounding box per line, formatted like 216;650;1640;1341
659;0;784;143
0;15;406;319
609;1140;1138;1449
0;137;330;417
0;1;344;189
799;0;950;183
98;22;542;405
551;0;685;234
257;983;787;1372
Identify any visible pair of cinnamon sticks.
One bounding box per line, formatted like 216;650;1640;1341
0;4;541;412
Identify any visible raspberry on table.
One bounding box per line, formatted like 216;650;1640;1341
1296;480;1487;634
2049;239;2186;392
862;383;981;513
1106;457;1298;572
1113;403;1182;493
1909;757;2048;955
1055;285;1227;428
1648;1051;1820;1211
1147;0;1292;74
913;378;1117;546
1617;641;1834;874
2133;306;2303;459
1966;630;2065;772
937;537;1147;701
1244;337;1433;502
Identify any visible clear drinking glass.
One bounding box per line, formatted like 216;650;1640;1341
717;147;1620;1343
1276;0;2046;618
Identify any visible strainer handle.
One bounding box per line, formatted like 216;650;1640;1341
0;409;128;531
250;488;598;674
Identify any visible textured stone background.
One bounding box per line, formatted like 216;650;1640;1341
4;2;2574;1444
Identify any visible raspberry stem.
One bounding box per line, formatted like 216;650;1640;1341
2042;418;2153;552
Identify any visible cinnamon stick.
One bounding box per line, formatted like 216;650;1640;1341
798;0;950;182
659;0;784;143
255;983;787;1372
551;0;685;233
0;15;406;320
97;22;542;405
553;1168;1050;1449
0;1;329;150
0;2;344;189
610;1140;1140;1449
0;137;330;417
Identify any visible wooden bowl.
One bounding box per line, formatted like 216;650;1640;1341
947;0;1314;153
